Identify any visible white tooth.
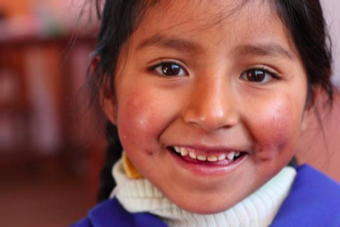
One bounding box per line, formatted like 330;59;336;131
174;146;181;153
197;155;207;161
235;152;240;157
218;154;226;161
207;155;218;162
227;152;235;161
181;148;188;156
189;152;197;159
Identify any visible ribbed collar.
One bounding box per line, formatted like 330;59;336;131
110;160;296;227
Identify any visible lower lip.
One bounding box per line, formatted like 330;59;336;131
168;149;248;177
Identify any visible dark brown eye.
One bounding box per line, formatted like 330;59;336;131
153;62;188;77
240;69;278;83
162;63;180;75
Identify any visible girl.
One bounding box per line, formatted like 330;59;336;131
74;0;340;226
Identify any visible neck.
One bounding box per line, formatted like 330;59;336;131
111;160;296;227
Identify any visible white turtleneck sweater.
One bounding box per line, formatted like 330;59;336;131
110;160;296;227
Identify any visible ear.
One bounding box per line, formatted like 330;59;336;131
100;80;117;125
301;105;314;132
103;94;117;125
90;55;118;125
301;86;322;132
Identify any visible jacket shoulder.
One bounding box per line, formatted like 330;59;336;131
271;165;340;226
71;197;167;227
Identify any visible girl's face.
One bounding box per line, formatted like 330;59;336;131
105;0;309;213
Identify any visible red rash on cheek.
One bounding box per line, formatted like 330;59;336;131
115;85;168;155
118;94;151;141
249;95;300;159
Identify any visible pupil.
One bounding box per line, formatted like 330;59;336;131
248;70;265;82
162;63;180;75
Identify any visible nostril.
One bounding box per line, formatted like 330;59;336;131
183;109;239;131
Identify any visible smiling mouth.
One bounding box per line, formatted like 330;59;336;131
168;146;247;165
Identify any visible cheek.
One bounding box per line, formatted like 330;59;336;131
115;85;173;153
248;95;303;159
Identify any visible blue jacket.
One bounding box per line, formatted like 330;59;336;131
72;165;340;226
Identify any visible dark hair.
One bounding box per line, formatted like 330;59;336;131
89;0;334;202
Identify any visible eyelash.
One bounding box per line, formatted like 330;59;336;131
148;61;188;77
148;61;280;83
240;67;280;84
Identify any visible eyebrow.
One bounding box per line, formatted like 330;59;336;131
233;44;294;60
137;34;202;53
137;34;294;60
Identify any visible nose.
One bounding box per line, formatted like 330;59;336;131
183;77;239;131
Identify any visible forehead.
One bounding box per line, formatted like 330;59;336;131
130;0;295;56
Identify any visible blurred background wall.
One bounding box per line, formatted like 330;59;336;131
0;0;339;226
296;0;340;183
0;0;104;226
